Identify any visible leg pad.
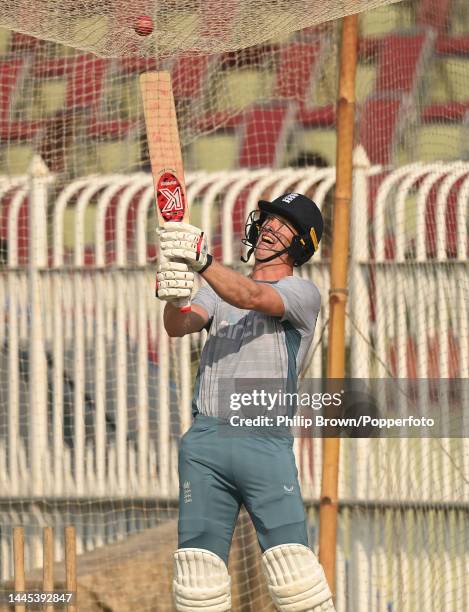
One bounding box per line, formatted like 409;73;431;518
262;544;335;612
173;548;231;611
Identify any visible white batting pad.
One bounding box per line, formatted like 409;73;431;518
173;548;231;611
262;544;335;612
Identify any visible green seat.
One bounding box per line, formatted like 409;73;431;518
32;79;68;118
95;138;140;173
289;129;336;167
359;4;412;37
107;75;142;120
450;2;469;35
214;69;275;113
356;64;377;104
415;124;464;161
190;134;239;171
425;58;469;103
0;144;35;175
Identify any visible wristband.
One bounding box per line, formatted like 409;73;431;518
198;254;213;274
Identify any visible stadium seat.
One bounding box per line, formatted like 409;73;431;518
238;103;292;168
414;124;465;161
359;96;403;165
118;57;160;75
192;103;294;170
296;105;335;128
426;57;469;103
274;42;323;102
0;59;28;127
355;63;377;103
0;143;35;175
417;0;452;33
360;4;413;37
10;32;41;53
357;31;436;164
421;102;469;123
375;31;435;94
32;55;108;111
190;133;239;171
291;128;336;167
105;73;142;120
214;67;275;113
170;55;216;99
0;58;44;173
95;139;141;174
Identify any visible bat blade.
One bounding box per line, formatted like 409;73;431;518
139;71;191;312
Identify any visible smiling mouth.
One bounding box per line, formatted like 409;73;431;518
261;234;275;245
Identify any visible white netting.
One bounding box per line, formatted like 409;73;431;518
0;0;468;610
0;0;400;56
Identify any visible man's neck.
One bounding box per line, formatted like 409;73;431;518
250;260;293;282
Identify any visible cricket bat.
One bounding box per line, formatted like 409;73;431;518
139;71;191;312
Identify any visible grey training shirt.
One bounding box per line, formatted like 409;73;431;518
191;275;321;419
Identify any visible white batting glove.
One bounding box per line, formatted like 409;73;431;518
158;222;212;273
156;261;194;301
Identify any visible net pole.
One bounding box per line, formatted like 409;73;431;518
318;13;358;596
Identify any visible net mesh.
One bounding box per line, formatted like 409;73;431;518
0;0;468;610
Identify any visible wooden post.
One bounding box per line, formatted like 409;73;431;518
43;527;54;612
65;526;77;612
318;13;359;598
13;527;26;612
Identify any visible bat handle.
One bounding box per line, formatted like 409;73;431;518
177;297;191;313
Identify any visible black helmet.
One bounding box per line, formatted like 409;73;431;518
242;193;323;266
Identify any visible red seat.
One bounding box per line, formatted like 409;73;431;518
359;97;403;165
87;119;140;139
297;104;335;128
435;36;469;56
0;59;27;123
33;55;108;110
358;31;435;165
417;0;452;33
421;102;469;123
117;57;160;74
195;110;243;132
170;55;215;98
10;32;41;53
238;103;291;168
0;59;43;142
274;41;323;101
375;31;434;94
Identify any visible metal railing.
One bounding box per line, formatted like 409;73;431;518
0;154;467;502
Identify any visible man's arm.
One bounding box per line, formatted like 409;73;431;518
164;302;209;337
200;260;285;316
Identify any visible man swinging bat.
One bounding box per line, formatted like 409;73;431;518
157;193;335;612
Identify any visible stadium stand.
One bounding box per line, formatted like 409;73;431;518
0;0;468;174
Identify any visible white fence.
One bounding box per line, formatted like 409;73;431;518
0;155;468;609
0;153;468;502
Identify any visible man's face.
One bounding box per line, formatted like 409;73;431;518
255;214;298;260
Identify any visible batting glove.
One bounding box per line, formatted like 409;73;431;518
158;222;213;273
156;261;194;301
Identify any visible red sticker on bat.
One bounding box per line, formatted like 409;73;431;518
157;172;186;222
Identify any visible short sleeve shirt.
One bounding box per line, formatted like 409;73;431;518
191;276;321;419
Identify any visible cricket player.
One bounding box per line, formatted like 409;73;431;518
157;193;335;612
